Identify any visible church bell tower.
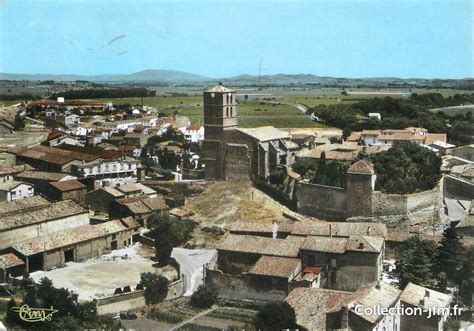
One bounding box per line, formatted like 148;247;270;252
202;83;238;180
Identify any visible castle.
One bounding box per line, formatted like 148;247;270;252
202;84;298;181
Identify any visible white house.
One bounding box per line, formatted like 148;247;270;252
181;125;205;143
64;114;81;128
368;113;382;121
71;157;141;187
0;179;34;202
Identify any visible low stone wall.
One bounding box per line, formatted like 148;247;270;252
296;182;347;220
206;269;286;302
96;279;183;316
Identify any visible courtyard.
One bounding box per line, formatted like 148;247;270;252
28;243;156;301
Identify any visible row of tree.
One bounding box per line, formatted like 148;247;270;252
396;227;473;308
310;93;473;145
50;87;156;100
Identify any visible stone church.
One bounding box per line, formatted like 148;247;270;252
202;84;298;181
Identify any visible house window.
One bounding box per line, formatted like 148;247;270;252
112;165;117;171
11;190;16;197
331;258;337;268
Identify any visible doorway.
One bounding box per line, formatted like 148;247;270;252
64;249;74;263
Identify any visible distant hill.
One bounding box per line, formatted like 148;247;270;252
1;70;472;89
0;69;211;83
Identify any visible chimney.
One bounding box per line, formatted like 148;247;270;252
329;224;332;237
420;298;425;306
272;222;279;239
358;242;364;249
367;226;371;236
425;289;430;298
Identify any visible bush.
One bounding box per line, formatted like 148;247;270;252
254;301;299;330
190;285;218;309
141;273;169;305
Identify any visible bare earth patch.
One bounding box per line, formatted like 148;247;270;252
186;181;293;248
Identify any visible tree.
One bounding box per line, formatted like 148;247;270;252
6;298;20;326
434;227;466;286
13;114;25;130
254;301;299;330
395;236;437;288
190;285;219;308
147;213;195;266
371;142;442;194
141;272;169;305
458;246;474;308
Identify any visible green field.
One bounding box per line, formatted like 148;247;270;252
1;86;472;128
429;105;474;117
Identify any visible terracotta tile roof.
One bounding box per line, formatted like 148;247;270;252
15;170;73;182
228;219;295;234
361;130;382;135
217;234;303;258
400;283;452;310
117;195;167;214
238;126;290;142
248;256;300;278
116;183;156;195
0;200;88;232
186;125;202;131
169;207;194;218
346;132;362;142
0;253;25;269
0;165;34;177
19;145;99;165
288;283;400;329
347;160;375;175
286;287;357;330
13;217;139;256
332;222;387;238
301;236;348;254
291;221;387;238
50;179;86;192
291;221;331;236
301;235;384;254
0;196;50;215
424;133;447;145
348;283;401;324
0;179;32;191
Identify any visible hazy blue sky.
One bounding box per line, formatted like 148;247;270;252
1;0;472;78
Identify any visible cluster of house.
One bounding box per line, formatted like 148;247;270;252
0;107;188;283
206;218;454;330
347;127;454;156
0;166;177;283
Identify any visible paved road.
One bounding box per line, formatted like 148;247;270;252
294;103;308;114
171;248;217;296
168;307;216;331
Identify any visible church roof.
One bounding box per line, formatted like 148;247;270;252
238;126;290;142
207;84;233;93
347;160;375;175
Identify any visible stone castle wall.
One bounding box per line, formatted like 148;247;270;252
296;182;347;220
292;172;440;226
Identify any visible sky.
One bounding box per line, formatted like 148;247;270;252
0;0;472;78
